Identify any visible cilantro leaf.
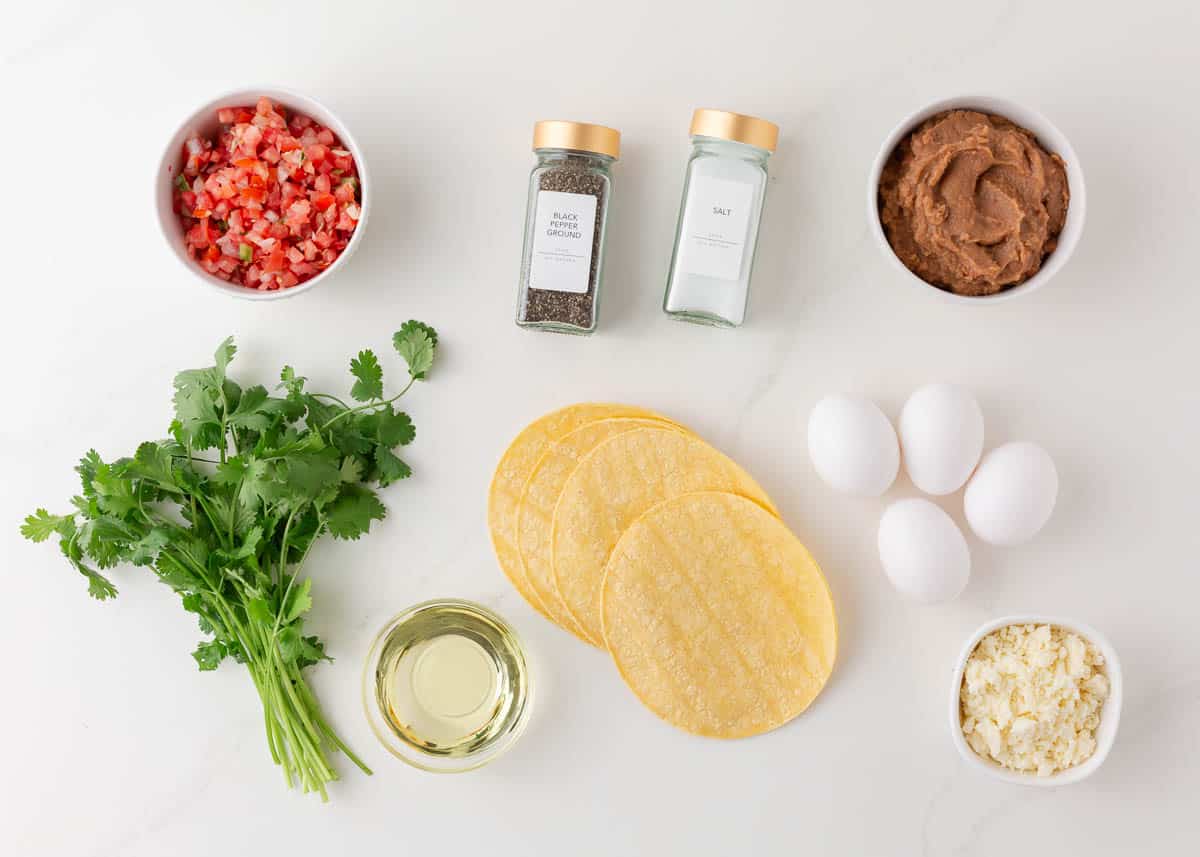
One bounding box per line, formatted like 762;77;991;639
301;395;341;434
339;456;364;483
51;516;120;599
397;319;438;348
21;509;70;542
278;365;306;397
277;367;307;421
282;453;342;503
154;546;207;593
206;491;258;538
298;635;330;667
85;570;119;600
331;424;374;457
182;593;216;634
215;456;279;513
349;349;383;402
375;447;412;487
76;449;104;496
278;625;304;665
279;626;331;668
231;383;268;416
90;463;139;517
78;519;123;568
121;442;181;493
282;578;313;623
214;526;262;566
324;485;386;540
307;399;373;456
173;374;222;450
129;528;171;566
228;384;283;432
237;458;276;510
374;407;415;447
393;323;436;380
214;337;237;377
247;597;274;626
212;456;248;485
192;640;227;671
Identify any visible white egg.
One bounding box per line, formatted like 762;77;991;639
964;442;1058;546
899;383;984;495
807;395;899;497
878;498;971;603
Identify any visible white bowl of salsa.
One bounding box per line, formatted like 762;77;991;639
155;86;370;300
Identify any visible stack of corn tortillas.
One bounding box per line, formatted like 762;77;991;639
488;403;838;739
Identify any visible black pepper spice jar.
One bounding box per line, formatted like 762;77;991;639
516;121;620;335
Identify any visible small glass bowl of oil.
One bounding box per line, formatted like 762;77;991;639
362;599;532;773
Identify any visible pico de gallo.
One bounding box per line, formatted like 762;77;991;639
173;97;361;290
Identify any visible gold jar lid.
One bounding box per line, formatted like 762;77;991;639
532;120;621;159
689;109;779;152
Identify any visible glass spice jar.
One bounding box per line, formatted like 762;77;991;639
663;109;778;328
516;120;620;335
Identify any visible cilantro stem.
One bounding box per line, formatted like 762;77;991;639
308;392;352;409
294;675;372;775
277;509;297;587
194;494;232;549
215;595;339;796
264;671;316;787
174;454;221;464
272;516;323;635
230;474;245;544
269;643;326;760
318;376;416;433
249;665;284;767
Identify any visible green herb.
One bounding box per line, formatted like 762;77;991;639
174;174;191;193
239;243;254;263
21;324;439;800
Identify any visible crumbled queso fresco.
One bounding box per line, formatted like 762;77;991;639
960;624;1109;777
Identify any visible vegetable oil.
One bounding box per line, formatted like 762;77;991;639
363;599;532;772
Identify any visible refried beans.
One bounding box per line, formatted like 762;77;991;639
878;110;1069;296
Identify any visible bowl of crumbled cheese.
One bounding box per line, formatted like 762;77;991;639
950;616;1122;785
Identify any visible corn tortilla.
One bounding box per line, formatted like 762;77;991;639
602;492;837;738
488;404;675;623
552;428;777;644
517;418;689;644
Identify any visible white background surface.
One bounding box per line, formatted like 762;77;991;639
2;1;1197;854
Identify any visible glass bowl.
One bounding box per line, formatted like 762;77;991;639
362;599;533;773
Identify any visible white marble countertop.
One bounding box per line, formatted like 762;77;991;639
2;1;1197;854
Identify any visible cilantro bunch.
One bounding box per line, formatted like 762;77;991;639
21;322;439;800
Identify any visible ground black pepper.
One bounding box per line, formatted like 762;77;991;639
519;156;607;330
518;121;619;334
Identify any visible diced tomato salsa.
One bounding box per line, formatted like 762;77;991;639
173;97;361;290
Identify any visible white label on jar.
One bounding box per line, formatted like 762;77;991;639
529;190;597;294
679;176;755;281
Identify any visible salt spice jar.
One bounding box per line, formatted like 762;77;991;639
516;120;620;335
663;109;778;327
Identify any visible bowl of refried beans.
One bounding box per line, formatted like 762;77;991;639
868;96;1085;303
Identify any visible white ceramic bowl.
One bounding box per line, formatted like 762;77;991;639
867;95;1086;304
949;615;1122;786
155;86;370;301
